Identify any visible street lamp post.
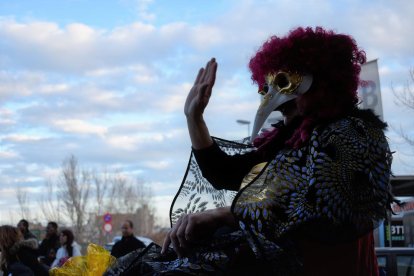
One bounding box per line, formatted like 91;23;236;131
236;119;251;137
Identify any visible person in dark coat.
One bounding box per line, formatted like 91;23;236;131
110;220;146;258
0;225;48;276
38;221;60;267
17;219;37;241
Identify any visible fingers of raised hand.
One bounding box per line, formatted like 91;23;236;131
161;215;183;255
161;232;171;255
184;216;196;242
199;60;210;84
207;59;217;86
162;215;190;258
194;68;204;86
200;58;217;84
177;216;189;249
169;227;183;258
188;58;216;106
204;59;217;97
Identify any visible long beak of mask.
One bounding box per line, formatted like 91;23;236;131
251;71;313;142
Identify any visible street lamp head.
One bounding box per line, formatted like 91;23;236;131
236;119;250;125
236;119;251;138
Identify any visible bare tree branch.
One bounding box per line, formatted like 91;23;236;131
392;68;414;149
16;187;31;220
39;155;157;244
90;168;110;245
38;179;62;224
393;68;414;111
58;155;91;241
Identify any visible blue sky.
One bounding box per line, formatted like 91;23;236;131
1;0;414;226
0;0;231;28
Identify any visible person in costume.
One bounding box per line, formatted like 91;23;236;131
105;27;394;276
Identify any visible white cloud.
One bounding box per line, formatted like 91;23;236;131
152;195;174;227
53;119;107;136
155;83;191;112
190;25;224;50
0;71;44;98
39;83;69;94
159;22;187;38
85;67;124;77
135;0;156;21
0;108;16;126
0;70;72;104
0;150;19;159
0;187;18;199
2;134;44;142
143;160;170;170
108;122;156;134
38;167;61;179
0;118;15;126
348;3;414;62
105;134;141;150
85;64;159;85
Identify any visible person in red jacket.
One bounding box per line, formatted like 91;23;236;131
106;27;394;276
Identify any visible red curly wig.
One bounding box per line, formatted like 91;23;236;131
249;27;366;148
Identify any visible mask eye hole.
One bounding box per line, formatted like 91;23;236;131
258;84;269;95
275;73;290;89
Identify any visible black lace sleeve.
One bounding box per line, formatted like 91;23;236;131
193;140;261;191
169;137;257;226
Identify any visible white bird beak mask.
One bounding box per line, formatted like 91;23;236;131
251;71;313;142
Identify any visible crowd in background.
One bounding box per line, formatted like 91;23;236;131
0;218;147;275
0;219;81;275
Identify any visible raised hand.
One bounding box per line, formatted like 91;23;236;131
184;58;217;119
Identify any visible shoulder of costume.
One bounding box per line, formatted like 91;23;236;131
349;108;388;130
316;108;387;134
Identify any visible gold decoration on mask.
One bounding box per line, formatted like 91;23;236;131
265;71;303;95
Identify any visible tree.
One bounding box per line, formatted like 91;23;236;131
38;179;62;224
39;154;157;245
89;169;111;245
393;68;414;147
104;173;156;236
16;187;31;220
58;155;91;241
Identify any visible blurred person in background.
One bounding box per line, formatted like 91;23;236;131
111;220;146;258
0;225;48;276
17;219;37;241
50;229;81;268
38;221;60;268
